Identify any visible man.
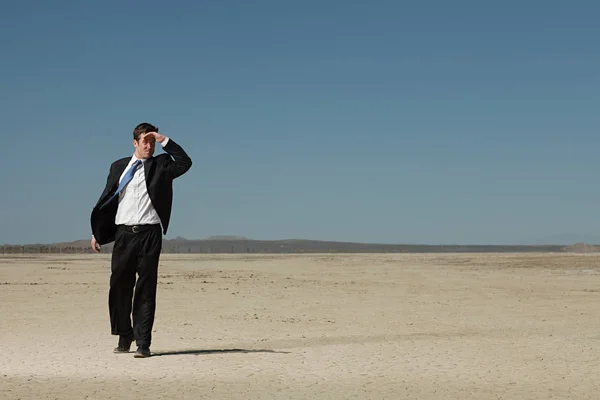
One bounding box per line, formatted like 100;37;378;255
90;122;192;358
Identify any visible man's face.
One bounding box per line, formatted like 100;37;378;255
134;133;156;159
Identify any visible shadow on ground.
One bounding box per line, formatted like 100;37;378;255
152;348;290;357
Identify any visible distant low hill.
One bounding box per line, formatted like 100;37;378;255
202;235;249;241
562;242;600;253
0;237;587;254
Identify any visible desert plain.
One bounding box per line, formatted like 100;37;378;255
1;252;600;399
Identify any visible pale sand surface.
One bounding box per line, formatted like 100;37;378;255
1;252;600;399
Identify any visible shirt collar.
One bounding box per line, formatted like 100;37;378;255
131;154;147;163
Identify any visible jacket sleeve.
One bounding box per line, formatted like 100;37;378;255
161;138;192;179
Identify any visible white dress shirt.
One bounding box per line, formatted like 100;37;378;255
115;137;170;226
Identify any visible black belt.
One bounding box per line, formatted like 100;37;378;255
117;224;161;234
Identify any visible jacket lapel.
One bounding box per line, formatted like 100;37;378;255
112;159;129;188
94;158;129;211
115;159;129;177
143;156;155;183
143;157;158;206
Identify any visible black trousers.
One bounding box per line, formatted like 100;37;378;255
109;224;162;347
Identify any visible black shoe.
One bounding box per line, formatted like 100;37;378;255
113;335;134;353
134;346;151;358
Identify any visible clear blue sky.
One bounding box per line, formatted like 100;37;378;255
1;0;599;245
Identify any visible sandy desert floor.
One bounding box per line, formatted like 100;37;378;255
1;252;600;399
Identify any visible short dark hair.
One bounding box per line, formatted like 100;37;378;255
133;122;158;141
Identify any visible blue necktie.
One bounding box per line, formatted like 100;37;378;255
100;159;142;209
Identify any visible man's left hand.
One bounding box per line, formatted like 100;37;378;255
146;132;166;143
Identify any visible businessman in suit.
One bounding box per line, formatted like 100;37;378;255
90;122;192;358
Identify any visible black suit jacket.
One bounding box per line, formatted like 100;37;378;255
90;138;192;245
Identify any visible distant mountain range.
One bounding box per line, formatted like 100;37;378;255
3;235;599;254
522;233;600;245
